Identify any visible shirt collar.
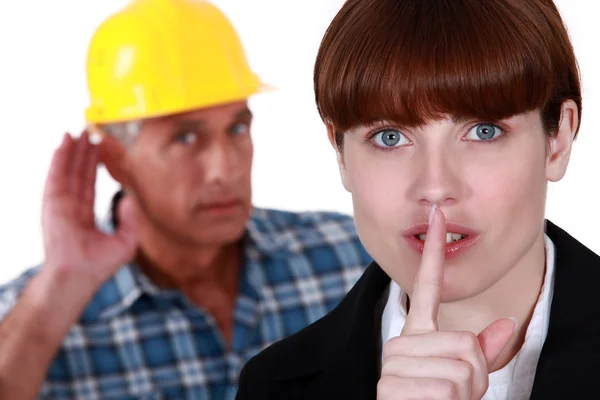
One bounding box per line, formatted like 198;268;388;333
92;191;288;321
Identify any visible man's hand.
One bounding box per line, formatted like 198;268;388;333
378;206;516;400
42;131;139;290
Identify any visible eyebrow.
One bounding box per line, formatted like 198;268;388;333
234;107;253;120
174;107;254;129
365;115;494;129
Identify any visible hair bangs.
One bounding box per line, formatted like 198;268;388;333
315;0;558;133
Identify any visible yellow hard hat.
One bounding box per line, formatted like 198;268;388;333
85;0;269;124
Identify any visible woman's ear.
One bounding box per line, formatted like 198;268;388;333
326;123;352;192
97;134;132;186
546;100;579;182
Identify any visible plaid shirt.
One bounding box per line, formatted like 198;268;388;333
0;197;371;400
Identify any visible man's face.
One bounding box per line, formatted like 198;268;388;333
120;101;254;246
336;110;571;301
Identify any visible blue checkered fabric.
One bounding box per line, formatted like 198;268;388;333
0;202;371;399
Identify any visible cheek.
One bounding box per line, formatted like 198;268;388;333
237;140;254;178
346;149;405;212
130;156;197;212
344;147;408;250
467;145;547;225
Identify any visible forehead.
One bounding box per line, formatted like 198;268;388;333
148;101;252;128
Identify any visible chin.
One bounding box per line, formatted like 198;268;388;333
438;267;493;303
191;221;248;246
439;285;481;303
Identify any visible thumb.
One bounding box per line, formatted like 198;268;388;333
477;317;518;368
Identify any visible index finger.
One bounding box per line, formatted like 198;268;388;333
402;205;447;335
43;133;75;200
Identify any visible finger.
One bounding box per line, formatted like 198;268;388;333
478;317;517;368
378;376;459;400
82;143;99;226
43;133;75;200
70;131;92;198
381;355;472;400
403;205;446;334
384;331;489;396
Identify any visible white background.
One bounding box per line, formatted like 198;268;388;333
0;1;598;284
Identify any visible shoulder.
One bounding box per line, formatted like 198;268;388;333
251;207;371;260
546;220;600;269
545;220;600;310
251;207;360;234
249;207;372;279
0;266;41;321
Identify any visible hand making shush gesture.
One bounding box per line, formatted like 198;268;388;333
378;205;518;400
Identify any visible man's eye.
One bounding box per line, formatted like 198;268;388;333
175;132;197;144
230;123;250;136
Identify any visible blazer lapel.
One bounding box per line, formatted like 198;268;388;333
530;220;600;398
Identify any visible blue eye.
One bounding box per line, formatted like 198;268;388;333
465;123;503;141
175;131;197;144
372;129;409;148
230;123;250;136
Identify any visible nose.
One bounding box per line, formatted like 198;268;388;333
202;138;238;184
408;146;463;208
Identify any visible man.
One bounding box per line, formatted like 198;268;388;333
0;1;371;399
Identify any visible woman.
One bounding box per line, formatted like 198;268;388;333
236;0;600;399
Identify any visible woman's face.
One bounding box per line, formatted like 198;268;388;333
335;105;576;301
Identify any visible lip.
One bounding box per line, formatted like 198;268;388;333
403;223;479;259
196;199;242;212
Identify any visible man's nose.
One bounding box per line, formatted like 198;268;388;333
202;139;238;183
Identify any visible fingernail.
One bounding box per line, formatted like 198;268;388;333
90;132;102;145
428;204;438;226
508;317;519;332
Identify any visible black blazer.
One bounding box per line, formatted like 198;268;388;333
235;221;600;399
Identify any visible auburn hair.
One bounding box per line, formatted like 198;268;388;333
314;0;582;147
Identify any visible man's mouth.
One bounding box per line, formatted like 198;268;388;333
195;198;242;212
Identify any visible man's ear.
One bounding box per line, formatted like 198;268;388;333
326;122;352;192
97;134;132;186
546;100;579;182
